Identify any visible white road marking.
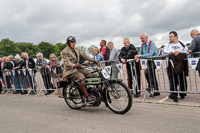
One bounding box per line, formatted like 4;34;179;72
158;96;169;103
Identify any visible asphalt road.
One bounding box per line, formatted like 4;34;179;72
0;94;199;133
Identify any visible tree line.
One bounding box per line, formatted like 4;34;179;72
0;38;96;60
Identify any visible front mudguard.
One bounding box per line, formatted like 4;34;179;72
108;78;123;84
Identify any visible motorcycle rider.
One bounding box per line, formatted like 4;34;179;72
61;36;98;102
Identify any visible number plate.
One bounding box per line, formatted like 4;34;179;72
101;68;110;79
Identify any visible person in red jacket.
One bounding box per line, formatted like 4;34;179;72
100;40;110;61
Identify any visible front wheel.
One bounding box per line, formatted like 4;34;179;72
105;81;132;114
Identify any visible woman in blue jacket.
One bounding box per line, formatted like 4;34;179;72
93;48;104;62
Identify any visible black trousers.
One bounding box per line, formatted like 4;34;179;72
144;61;159;91
42;73;54;93
168;71;187;99
0;77;2;93
126;62;141;94
198;70;200;77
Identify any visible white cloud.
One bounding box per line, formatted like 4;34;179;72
0;0;199;49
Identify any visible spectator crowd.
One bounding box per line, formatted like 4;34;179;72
0;52;62;96
0;29;200;103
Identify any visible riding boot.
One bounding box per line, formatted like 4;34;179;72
80;83;95;102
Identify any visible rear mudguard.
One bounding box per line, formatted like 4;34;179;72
57;80;70;89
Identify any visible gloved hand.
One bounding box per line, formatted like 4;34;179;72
93;60;99;64
75;64;82;69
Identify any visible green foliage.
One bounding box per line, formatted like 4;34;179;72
0;38;18;56
87;45;96;55
38;41;55;59
136;47;140;53
77;46;86;53
160;45;165;49
15;42;38;58
54;43;67;59
0;38;67;59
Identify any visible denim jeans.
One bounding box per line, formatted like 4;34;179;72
12;73;22;92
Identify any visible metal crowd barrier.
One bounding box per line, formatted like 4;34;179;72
127;52;200;101
1;52;200;102
35;66;63;96
99;60;128;85
0;67;63;96
1;69;34;95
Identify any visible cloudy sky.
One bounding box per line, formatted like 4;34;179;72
0;0;200;48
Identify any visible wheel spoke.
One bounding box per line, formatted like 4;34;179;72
63;85;83;109
106;82;132;114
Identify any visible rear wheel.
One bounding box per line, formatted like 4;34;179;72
105;81;132;114
63;84;83;110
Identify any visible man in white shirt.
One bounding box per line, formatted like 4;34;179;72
163;31;188;103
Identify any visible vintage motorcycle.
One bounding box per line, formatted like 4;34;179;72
57;63;132;114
